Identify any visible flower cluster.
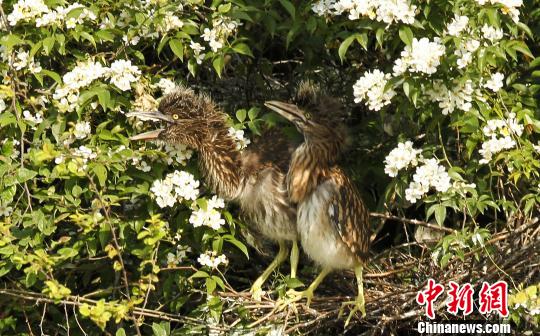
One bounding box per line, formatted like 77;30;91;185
483;72;504;92
405;158;452;203
53;59;140;112
454;38;480;69
312;0;417;25
228;127;251;150
36;3;96;29
446;15;469;36
197;251;228;268
202;17;241;52
166;245;191;266
476;0;522;22
479;113;523;164
426;79;475;115
163;144;194;166
189;196;226;230
73;121;91;140
156;78;177;95
393;38;446;75
481;24;504;42
72;145;98;171
384;141;422;177
7;0;49;26
353;69;396;111
150;170;200;208
8;0;96;28
23;110;43;127
12;49;42;74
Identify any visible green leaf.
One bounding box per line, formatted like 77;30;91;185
92;164;107;187
17;168;37;183
0;34;24;50
42;36;55;55
279;0;295;18
232;43;253;57
434;205;446;226
151;323;167;336
169;39;184;61
398;26;413;46
97;89;111;111
218;3;232;13
116;329;127;336
212;55;224;77
338;35;357;62
236;109;246;122
224;235;249;259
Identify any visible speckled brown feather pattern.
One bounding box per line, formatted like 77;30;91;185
156;86;298;244
283;81;370;266
326;167;370;262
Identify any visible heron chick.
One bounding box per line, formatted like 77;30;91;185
265;82;370;324
128;86;300;299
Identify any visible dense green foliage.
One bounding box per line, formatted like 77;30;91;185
0;0;539;334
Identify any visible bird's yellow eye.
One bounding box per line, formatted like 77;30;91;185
172;114;179;120
304;112;312;120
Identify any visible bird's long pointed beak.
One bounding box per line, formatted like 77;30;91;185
129;129;164;141
264;101;305;123
127;111;172;141
126;111;174;123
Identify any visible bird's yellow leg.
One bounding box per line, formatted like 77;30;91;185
250;240;289;300
281;267;332;308
338;264;366;326
290;240;299;279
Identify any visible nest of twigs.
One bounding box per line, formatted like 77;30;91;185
216;215;540;335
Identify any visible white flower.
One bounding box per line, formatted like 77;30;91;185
228;127;251;150
484;72;504;92
157;78;176;95
454;39;480;69
72;145;97;171
481;24;504;42
313;0;416;25
73;121;91;139
23;110;43;124
476;0;522;22
0;202;13;217
197;251;228;268
164;144;193;166
7;0;49;26
55;155;65;164
150;170;200;208
353;69;395;111
384;141;421;177
53;60;107;112
158;15;184;33
189;41;206;64
479;113;523;164
446;15;469;36
405;158;451;203
427;79;474;115
394;38;446;75
151;179;176;208
107;60;141;91
479;136;515;163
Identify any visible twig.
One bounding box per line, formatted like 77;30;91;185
369;212;455;233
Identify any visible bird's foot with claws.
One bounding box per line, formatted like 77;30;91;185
276;288;314;311
338;296;366;326
249;283;265;301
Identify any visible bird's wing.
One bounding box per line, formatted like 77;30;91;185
243;127;299;174
327;168;370;262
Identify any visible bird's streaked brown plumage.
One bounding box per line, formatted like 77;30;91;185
265;81;369;323
128;86;300;299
